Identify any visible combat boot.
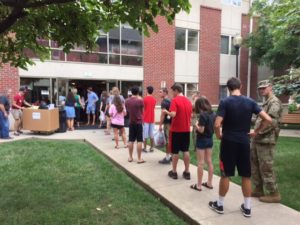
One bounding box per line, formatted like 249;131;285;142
251;186;264;198
259;192;281;203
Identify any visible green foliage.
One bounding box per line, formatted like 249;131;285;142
247;0;300;69
271;67;300;103
0;0;190;70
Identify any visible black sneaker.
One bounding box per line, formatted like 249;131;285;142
209;201;224;214
168;170;178;179
159;157;171;164
240;204;251;217
142;148;148;153
182;171;191;180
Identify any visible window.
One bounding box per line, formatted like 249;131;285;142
109;27;120;54
175;28;186;50
121;27;142;55
175;28;198;52
221;35;229;54
176;83;198;99
219;85;228;100
221;35;238;55
230;37;237;55
188;30;198;51
222;0;242;6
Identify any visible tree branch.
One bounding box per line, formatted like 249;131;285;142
25;0;76;8
0;6;27;34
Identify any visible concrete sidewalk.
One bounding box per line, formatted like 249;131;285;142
1;129;300;225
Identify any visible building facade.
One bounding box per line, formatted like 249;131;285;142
0;0;272;105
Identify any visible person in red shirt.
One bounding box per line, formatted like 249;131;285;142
163;83;192;180
12;87;32;136
143;86;156;152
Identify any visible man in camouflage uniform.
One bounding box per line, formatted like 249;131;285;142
251;80;283;203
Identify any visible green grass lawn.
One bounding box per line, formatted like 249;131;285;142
0;139;187;225
165;136;300;211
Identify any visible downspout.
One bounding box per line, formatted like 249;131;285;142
247;0;253;97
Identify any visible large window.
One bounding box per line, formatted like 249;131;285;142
96;25;143;66
220;35;237;55
175;28;199;52
36;25;143;66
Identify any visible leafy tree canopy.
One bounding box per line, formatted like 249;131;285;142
0;0;190;69
247;0;300;69
271;67;300;104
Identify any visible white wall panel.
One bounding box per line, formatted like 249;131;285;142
175;51;199;83
19;61;143;81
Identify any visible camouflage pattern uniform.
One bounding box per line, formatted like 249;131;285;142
251;82;282;194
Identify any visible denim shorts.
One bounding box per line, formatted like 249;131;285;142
143;123;155;139
196;137;213;149
86;104;96;114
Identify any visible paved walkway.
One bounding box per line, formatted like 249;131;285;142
1;129;300;225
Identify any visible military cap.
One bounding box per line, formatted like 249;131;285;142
257;80;272;89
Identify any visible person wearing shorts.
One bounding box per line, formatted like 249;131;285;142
85;87;98;126
11;87;32;136
209;77;272;218
143;86;156;153
163;83;192;180
109;95;127;149
125;86;144;164
190;97;216;192
158;87;172;164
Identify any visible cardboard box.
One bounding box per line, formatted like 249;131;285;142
23;108;59;133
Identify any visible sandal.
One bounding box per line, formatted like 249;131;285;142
149;147;154;152
190;184;202;192
137;160;146;164
128;158;133;163
115;146;119;149
202;182;213;189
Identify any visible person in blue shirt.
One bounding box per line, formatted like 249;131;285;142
0;88;12;139
85;87;99;126
208;77;272;218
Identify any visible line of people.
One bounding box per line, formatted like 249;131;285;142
117;77;282;218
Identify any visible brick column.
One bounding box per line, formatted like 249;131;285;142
250;17;259;100
240;14;250;96
143;16;175;102
199;6;221;104
0;63;19;101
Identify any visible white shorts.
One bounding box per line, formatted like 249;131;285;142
143;123;155;139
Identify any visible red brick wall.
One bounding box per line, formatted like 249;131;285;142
0;63;19;101
143;16;175;103
199;6;221;104
250;17;259;100
240;14;250;96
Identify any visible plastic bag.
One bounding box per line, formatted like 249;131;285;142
153;130;166;147
99;111;106;121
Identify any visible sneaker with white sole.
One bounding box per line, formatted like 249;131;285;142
209;201;224;214
240;204;251;217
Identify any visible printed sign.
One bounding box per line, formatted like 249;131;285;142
32;112;41;120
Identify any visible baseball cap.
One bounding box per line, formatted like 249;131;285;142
257;80;271;89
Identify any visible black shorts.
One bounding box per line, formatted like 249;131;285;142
75;107;81;121
129;124;143;142
220;138;251;177
170;132;190;154
111;123;124;130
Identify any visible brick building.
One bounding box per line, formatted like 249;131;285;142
0;0;272;105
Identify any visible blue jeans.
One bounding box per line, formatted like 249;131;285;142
0;111;9;138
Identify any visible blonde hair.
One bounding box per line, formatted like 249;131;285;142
71;88;78;95
111;87;120;96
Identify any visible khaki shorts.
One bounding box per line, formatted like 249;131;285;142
12;109;23;120
163;123;171;143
